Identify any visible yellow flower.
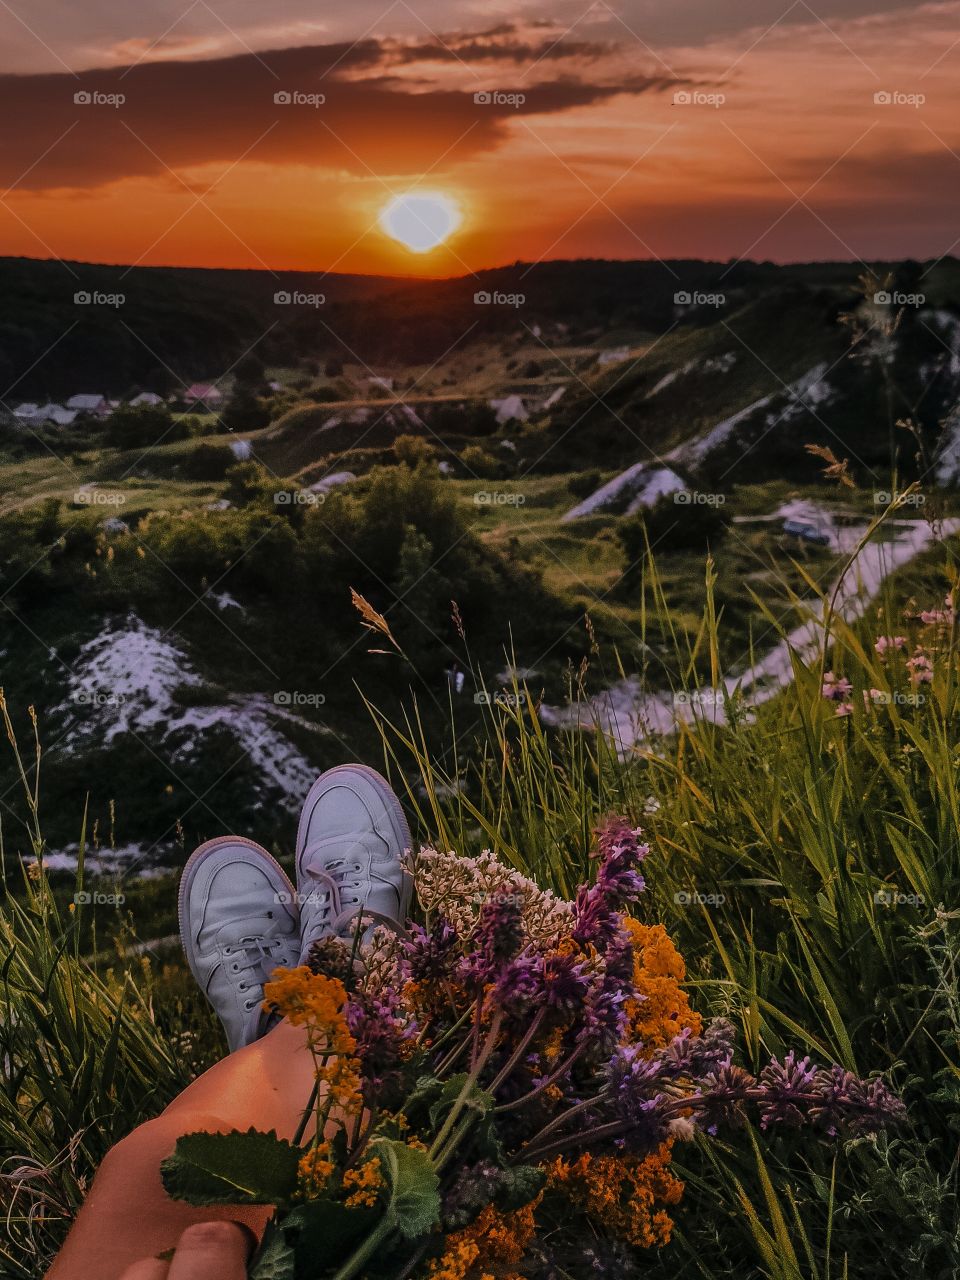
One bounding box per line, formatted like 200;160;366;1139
621;918;702;1049
342;1156;383;1208
425;1199;540;1280
297;1144;335;1198
547;1146;682;1249
263;967;363;1115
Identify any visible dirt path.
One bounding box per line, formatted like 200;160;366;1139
542;518;960;750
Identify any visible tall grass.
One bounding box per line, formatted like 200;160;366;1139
0;699;215;1277
369;528;960;1277
2;526;960;1276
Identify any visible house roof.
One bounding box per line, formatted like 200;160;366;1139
66;394;106;410
36;404;78;425
185;383;222;399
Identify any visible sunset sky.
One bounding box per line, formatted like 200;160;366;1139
0;0;957;275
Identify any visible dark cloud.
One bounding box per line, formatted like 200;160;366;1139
0;40;675;191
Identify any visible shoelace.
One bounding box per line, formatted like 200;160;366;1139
224;932;298;1011
300;850;366;947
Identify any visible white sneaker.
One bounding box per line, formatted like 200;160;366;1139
178;836;301;1052
296;765;413;958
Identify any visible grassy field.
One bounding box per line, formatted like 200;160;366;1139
2;527;960;1277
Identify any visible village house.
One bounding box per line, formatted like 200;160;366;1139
66;393;110;417
14;402;77;426
184;383;224;410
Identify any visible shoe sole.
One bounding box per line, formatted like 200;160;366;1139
178;835;297;984
295;764;414;925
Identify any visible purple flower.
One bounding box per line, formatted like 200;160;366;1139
403;918;458;982
656;1019;737;1079
492;952;541;1013
757;1051;821;1130
579;970;629;1052
540;950;593;1013
695;1061;755;1133
605;1045;671;1149
573;818;648;949
345;985;416;1102
460;895;524;987
807;1065;906;1136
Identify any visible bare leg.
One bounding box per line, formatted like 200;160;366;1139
46;1021;317;1280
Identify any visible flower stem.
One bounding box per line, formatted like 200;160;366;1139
519;1090;608;1156
429;1010;502;1160
487;1007;546;1094
292;1081;320;1148
495;1042;588;1113
521;1118;629;1163
330;1214;394;1280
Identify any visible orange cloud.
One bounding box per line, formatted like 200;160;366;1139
0;8;957;273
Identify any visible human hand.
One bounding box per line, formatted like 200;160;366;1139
118;1221;255;1279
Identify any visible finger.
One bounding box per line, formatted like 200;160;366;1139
117;1259;169;1280
167;1221;255;1280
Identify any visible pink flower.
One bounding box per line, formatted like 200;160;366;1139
906;648;934;685
863;688;887;707
835;702;854;717
919;594;955;627
822;672;853;701
874;636;906;657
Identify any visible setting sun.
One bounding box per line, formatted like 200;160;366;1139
378;192;461;254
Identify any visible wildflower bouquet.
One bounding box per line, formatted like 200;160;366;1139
161;821;904;1279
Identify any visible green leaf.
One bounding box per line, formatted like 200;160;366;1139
371;1138;440;1240
427;1074;493;1130
495;1164;545;1212
286;1200;380;1266
249;1220;296;1280
160;1129;301;1207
